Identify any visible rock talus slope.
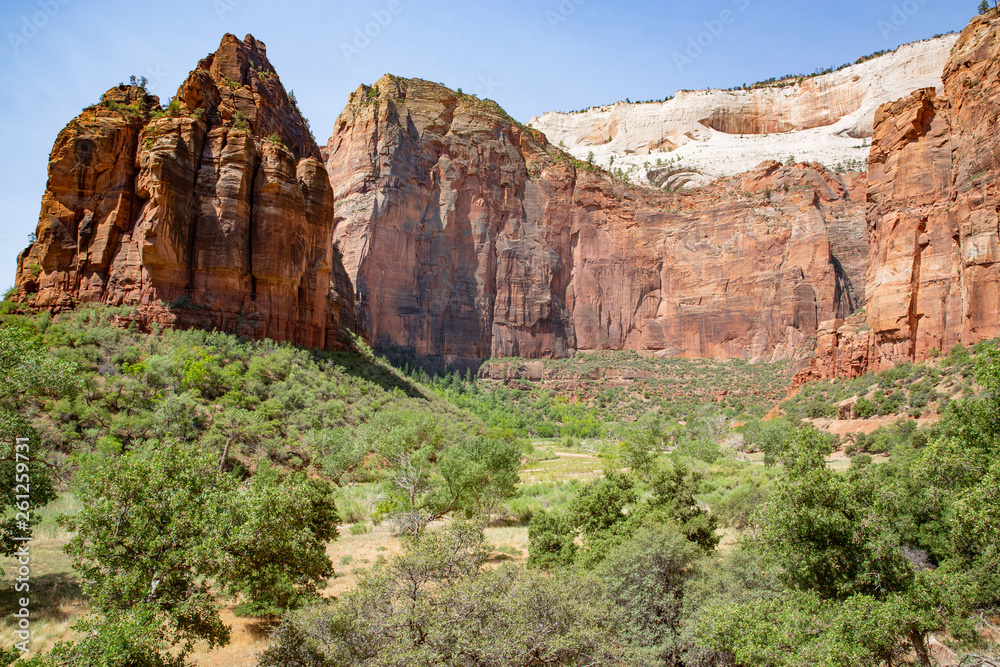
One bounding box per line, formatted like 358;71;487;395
14;34;357;348
327;76;866;363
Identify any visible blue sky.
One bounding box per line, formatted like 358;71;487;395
0;0;976;285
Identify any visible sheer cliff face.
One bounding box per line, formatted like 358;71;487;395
803;12;1000;380
529;35;957;185
14;34;357;349
327;75;865;362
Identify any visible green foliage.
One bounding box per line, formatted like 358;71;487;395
847;419;927;455
528;459;720;572
375;435;521;535
597;523;702;665
0;307;476;487
779;352;982;421
640;462;720;552
259;520;626;667
264;133;286;150
232;110;250;131
759;427;913;601
568;470;636;539
0;460;56;557
406;349;791;440
739;358;1000;664
527;510;577;569
43;442;338;664
0;326;73;553
740;417;801;466
100;95;150;119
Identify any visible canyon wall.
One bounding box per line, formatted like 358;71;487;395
327;75;866;363
811;12;1000;378
529;35;957;186
17;15;1000;373
14;34;357;348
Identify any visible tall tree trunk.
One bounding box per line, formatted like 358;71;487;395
909;630;933;667
219;437;233;473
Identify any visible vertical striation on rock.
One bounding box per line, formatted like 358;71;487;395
807;11;1000;380
14;34;357;349
327;76;866;364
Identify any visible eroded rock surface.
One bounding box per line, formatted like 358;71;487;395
327;76;866;363
15;34;357;348
809;12;1000;378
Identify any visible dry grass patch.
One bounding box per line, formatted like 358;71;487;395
520;448;606;484
0;536;87;659
189;608;276;666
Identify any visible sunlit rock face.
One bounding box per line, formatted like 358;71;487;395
327;75;865;363
15;34;358;348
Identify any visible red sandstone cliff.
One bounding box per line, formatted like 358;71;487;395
14;34;357;349
327;75;866;362
809;11;1000;379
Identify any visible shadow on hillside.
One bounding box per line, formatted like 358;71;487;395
0;572;86;622
317;348;431;400
375;344;485;379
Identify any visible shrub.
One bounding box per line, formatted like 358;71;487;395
853;397;877;419
232;111;250;131
528;510;578;568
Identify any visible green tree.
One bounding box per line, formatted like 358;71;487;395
527;510;578;569
759;428;912;601
619;426;658;479
376;437;521;535
38;443;338;665
259;520;626;667
206;407;269;472
597;524;702;665
636;462;720;552
0;326;73;553
746;406;1000;666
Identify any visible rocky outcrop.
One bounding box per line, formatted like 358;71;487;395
805;11;1000;379
529;35;957;185
14;34;357;349
327;76;867;363
865;13;1000;368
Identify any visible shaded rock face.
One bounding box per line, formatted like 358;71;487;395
328;76;866;363
15;34;357;349
808;12;1000;379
